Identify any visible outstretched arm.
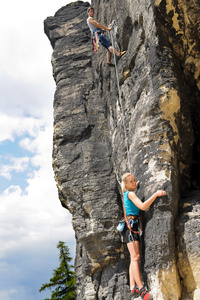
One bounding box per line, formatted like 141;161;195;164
128;190;166;211
88;17;111;31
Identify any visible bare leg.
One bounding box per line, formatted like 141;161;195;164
129;260;135;289
127;241;143;290
108;46;121;57
107;51;112;64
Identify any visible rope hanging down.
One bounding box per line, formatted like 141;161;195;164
109;21;132;173
110;22;141;235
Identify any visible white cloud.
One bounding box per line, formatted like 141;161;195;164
0;113;44;143
0;0;73;84
0;176;74;257
0;120;74;257
0;0;83;298
0;156;30;180
0;116;75;299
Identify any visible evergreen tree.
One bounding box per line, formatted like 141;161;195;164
39;241;76;300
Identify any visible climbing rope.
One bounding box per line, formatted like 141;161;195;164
109;21;132;173
110;22;142;235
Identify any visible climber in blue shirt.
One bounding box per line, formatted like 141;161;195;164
87;6;126;66
121;172;166;300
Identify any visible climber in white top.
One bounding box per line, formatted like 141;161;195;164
87;6;126;66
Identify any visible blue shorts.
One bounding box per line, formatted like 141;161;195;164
99;34;112;51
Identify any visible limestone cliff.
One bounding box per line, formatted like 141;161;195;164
44;1;200;299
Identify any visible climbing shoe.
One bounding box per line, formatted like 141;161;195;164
131;285;140;295
119;51;126;58
107;63;115;67
139;287;153;300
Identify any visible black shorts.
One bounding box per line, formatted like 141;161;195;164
99;34;112;51
125;224;140;244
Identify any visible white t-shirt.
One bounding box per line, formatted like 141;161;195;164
87;17;100;33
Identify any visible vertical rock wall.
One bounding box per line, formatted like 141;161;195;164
44;2;130;299
44;1;200;299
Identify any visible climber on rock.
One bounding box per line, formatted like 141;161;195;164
121;173;166;300
87;6;126;66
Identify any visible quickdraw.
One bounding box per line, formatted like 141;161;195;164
92;29;101;52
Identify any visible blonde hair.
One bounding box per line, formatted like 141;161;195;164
121;173;133;193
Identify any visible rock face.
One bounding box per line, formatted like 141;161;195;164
44;1;200;299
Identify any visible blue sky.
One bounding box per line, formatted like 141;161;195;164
0;1;84;299
0;137;37;193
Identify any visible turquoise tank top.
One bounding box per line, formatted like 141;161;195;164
124;191;140;216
